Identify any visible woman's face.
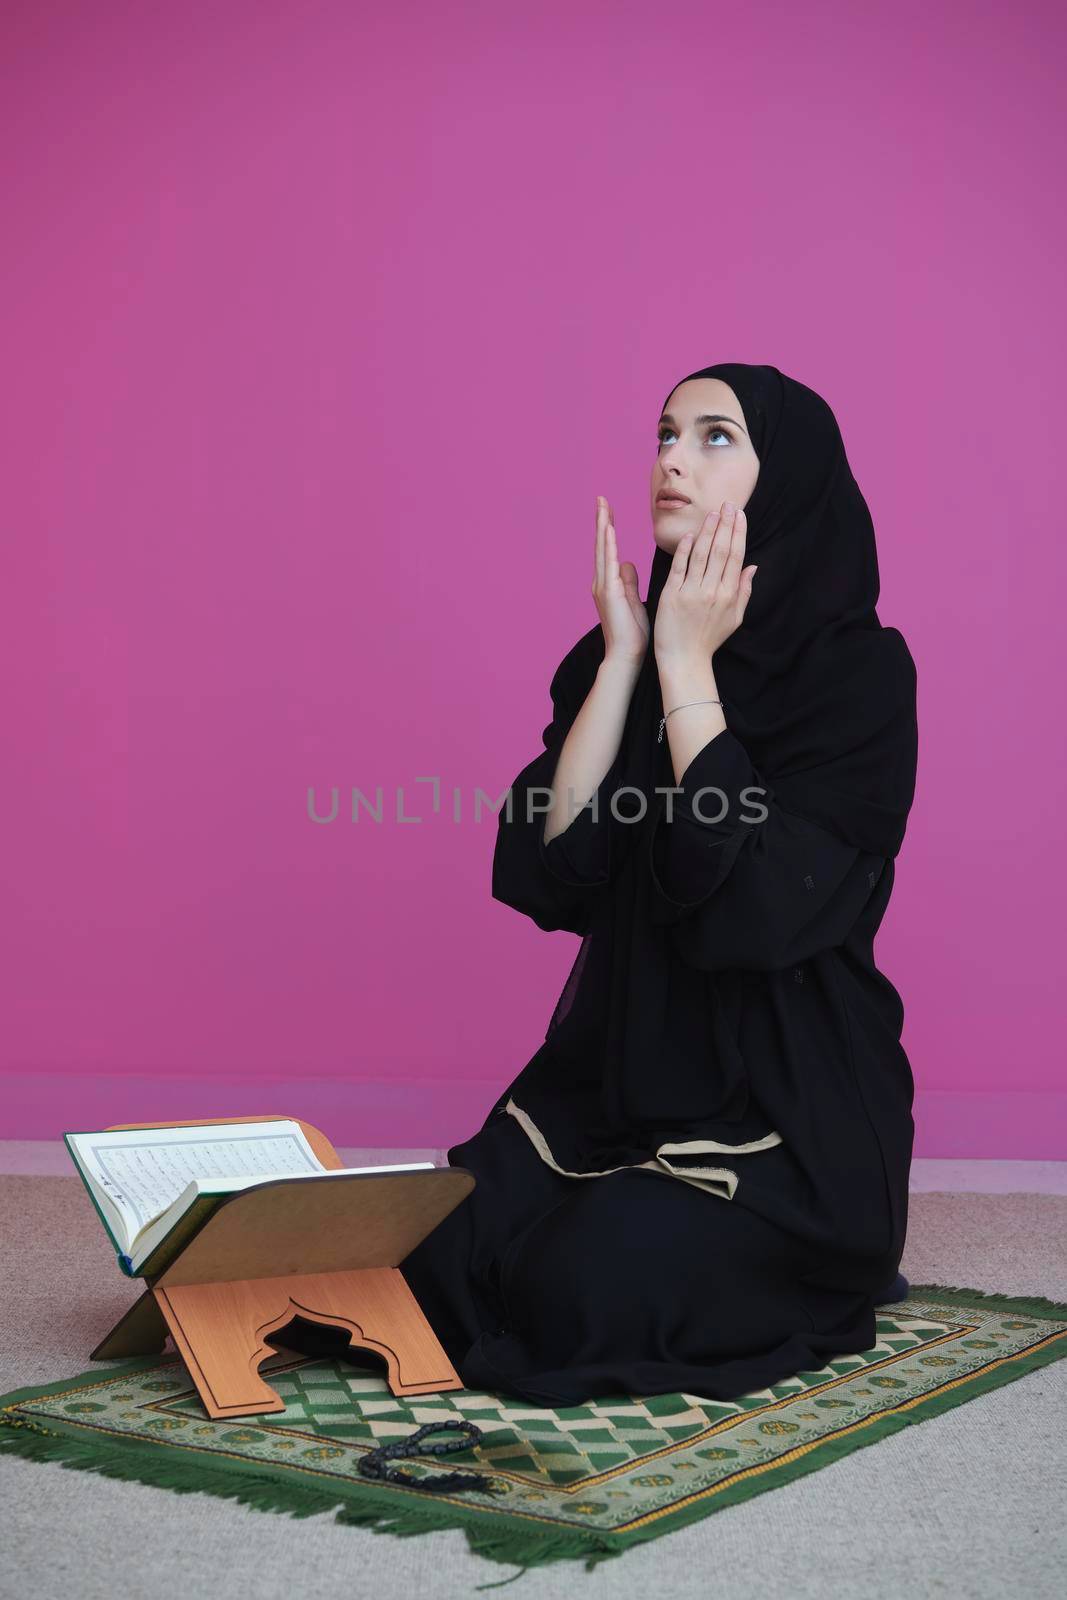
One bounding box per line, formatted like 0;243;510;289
649;378;760;552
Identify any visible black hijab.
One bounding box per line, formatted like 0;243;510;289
620;361;917;866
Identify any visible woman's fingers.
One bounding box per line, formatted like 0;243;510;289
668;526;695;583
595;494;627;598
674;503;748;608
702;503;737;590
606;518;621;583
686;502;743;594
681;515;711;585
670;502;746;594
718;506;747;597
679;502;725;589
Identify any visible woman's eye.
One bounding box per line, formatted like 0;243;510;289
656;427;732;449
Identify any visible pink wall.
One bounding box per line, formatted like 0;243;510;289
3;0;1064;1155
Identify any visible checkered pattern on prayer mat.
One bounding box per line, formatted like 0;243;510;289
3;1285;1065;1580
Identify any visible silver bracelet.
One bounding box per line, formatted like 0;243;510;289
657;699;724;744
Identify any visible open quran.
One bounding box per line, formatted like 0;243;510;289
64;1118;434;1277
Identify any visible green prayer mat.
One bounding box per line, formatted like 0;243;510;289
3;1284;1065;1583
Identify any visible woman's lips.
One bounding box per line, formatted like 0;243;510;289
656;497;690;509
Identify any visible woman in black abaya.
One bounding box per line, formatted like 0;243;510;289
358;364;916;1405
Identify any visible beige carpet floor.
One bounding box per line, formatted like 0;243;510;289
1;1168;1064;1599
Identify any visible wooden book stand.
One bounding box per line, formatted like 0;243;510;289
88;1115;475;1419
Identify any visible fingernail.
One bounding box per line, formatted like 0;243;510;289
724;501;736;513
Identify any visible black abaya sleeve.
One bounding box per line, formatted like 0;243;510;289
491;645;623;936
648;727;884;972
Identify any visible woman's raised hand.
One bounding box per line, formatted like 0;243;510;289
592;495;649;666
653;502;758;666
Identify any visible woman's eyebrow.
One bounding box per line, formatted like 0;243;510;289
658;411;747;436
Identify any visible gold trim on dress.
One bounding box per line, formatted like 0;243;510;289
503;1097;785;1203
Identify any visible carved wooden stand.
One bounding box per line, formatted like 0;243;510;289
88;1115;475;1419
